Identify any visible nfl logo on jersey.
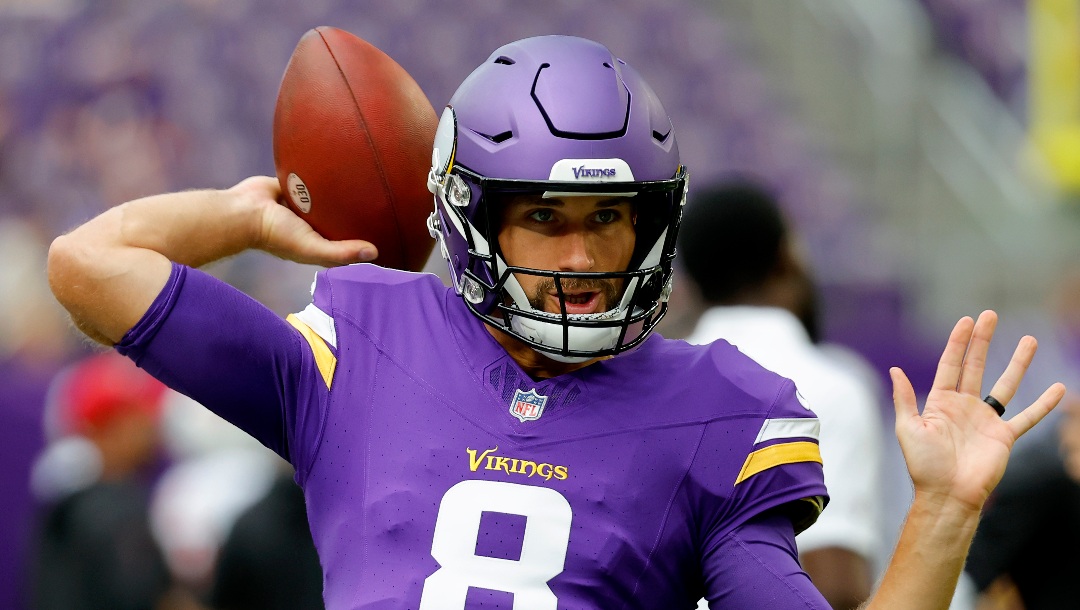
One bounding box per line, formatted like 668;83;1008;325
509;388;548;422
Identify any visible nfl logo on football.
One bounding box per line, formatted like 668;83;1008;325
510;389;548;423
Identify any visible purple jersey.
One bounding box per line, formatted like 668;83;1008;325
119;263;828;609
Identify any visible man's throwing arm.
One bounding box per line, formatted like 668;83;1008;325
48;176;373;345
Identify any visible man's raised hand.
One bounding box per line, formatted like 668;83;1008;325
890;310;1065;511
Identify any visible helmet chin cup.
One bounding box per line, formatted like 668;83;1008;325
508;312;613;364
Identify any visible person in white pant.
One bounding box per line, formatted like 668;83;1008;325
680;180;885;609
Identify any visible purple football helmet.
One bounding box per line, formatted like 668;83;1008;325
426;35;688;362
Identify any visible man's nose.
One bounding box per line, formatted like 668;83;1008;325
555;230;594;272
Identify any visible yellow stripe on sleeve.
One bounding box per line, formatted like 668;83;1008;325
286;313;337;389
735;441;822;485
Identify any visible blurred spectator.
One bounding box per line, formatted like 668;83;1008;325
209;464;324;610
26;351;176;610
149;393;289;601
958;403;1080;610
0;215;83;610
0;346;72;610
956;268;1080;610
679;180;886;609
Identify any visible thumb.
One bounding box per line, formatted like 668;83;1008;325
891;366;919;422
258;202;378;266
276;234;378;267
310;238;378;267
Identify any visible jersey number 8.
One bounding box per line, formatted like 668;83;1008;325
419;480;573;609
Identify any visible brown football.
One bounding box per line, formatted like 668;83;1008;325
273;27;437;272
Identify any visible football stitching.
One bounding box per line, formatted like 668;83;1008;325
318;27;409;269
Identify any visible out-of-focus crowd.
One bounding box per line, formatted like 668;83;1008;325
5;1;1080;609
0;3;876;604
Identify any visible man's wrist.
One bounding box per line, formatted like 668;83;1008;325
908;490;983;539
223;184;275;252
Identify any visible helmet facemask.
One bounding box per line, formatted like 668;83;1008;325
430;156;687;362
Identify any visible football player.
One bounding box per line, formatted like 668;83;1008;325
49;35;1063;608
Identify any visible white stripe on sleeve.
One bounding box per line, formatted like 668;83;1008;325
754;417;821;444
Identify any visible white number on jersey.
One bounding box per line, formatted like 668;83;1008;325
419;480;573;609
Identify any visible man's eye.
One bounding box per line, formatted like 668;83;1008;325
528;209;555;222
595;210;618;223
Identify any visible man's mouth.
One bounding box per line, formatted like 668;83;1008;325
528;277;621;315
555;291;601;314
564;292;593;305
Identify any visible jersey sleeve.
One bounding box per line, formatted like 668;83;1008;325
701;511;830;608
743;380;825;533
116;263;329;473
693;376;829;568
735;380;828;533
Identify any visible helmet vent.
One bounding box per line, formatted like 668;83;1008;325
478;130;513;144
494;56;516;65
652;128;671;143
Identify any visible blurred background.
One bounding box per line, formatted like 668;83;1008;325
2;0;1080;608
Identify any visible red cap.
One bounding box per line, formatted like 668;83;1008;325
56;352;167;435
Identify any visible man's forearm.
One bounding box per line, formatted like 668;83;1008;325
48;186;265;345
77;187;263;267
862;491;981;610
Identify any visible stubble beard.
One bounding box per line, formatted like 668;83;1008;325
527;276;622;314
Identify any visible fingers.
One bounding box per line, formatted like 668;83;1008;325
931;316;975;392
956;311;998;396
891;367;919;421
931;311;1001;396
984;336;1037;406
1008;382;1067;439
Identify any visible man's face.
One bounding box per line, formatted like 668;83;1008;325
497;193;637;316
